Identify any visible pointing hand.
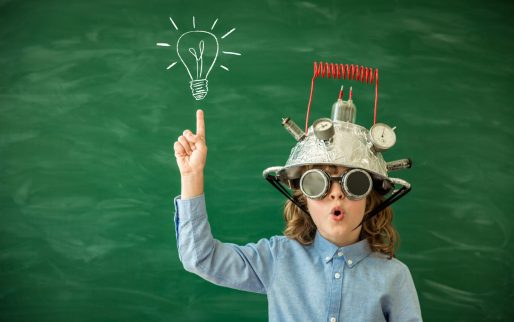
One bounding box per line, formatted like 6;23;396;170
174;109;207;176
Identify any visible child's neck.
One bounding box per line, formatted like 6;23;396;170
322;232;360;247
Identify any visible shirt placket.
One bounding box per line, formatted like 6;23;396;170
326;250;346;322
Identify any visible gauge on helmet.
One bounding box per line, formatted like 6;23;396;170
369;123;396;151
313;118;335;141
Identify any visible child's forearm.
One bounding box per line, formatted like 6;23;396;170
181;172;204;199
174;194;272;294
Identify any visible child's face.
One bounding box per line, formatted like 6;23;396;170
305;166;366;247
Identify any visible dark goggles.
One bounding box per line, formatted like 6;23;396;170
299;168;373;200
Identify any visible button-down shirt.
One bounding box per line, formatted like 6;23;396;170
174;194;422;322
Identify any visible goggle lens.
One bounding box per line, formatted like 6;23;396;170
300;168;372;200
300;170;329;199
345;170;372;196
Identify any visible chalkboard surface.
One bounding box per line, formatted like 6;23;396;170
1;0;513;321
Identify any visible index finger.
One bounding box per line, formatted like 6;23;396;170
196;109;205;138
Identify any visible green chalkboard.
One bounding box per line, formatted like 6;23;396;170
1;0;513;321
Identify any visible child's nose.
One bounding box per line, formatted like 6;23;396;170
329;182;345;200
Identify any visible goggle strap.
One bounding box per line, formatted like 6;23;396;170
266;173;412;232
352;185;412;231
265;175;310;216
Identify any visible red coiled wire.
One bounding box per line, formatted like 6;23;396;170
305;62;380;132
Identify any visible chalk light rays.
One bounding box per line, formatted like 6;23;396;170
156;17;241;99
157;17;241;73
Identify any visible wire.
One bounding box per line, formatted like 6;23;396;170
305;62;380;133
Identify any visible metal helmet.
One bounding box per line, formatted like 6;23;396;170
263;98;412;223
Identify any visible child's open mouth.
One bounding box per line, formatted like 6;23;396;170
330;207;345;222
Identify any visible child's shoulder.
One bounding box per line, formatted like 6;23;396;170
253;235;307;254
367;252;412;276
368;251;409;266
258;235;297;249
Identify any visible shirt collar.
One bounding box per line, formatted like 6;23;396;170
313;231;372;268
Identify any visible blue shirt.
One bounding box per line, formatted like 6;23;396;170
174;194;422;322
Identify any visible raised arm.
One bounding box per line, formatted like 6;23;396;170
172;110;278;294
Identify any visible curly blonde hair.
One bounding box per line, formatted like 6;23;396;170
283;168;399;258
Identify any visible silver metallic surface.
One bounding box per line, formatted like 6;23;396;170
331;99;356;123
369;123;396;151
313;118;335;141
278;120;389;181
389;177;411;190
387;159;412;171
282;117;305;142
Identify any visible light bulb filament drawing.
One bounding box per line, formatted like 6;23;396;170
176;31;218;100
188;40;205;79
157;17;241;101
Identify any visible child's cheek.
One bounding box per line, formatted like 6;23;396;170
348;199;366;217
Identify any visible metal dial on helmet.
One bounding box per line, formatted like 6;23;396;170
370;123;396;151
313;118;335;141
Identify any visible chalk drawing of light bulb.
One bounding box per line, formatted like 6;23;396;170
157;17;241;101
177;31;218;100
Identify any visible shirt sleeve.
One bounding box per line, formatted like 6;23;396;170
174;194;279;294
387;264;423;322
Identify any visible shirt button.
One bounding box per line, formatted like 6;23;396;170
325;256;331;262
347;259;353;265
337;251;344;257
330;317;337;322
334;272;341;279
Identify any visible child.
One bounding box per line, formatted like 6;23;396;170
173;109;422;321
